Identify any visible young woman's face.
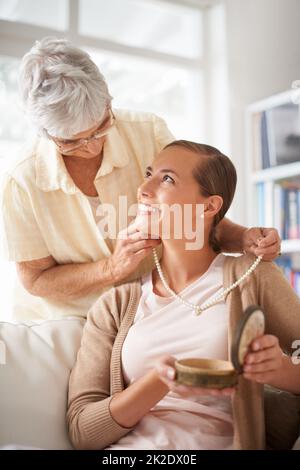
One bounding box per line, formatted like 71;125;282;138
136;146;211;241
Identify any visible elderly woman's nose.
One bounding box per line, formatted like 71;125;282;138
86;140;103;153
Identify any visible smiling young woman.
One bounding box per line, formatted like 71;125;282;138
67;140;300;451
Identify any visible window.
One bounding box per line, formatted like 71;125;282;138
0;56;33;166
0;0;68;30
79;0;202;59
87;49;203;140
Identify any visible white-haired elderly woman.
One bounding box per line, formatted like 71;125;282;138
1;37;281;321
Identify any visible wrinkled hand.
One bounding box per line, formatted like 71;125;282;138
108;224;161;283
242;227;281;261
243;335;284;385
155;355;235;398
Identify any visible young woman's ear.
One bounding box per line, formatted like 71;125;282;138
203;196;223;219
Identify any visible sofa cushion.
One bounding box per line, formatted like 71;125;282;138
264;384;300;450
0;318;85;450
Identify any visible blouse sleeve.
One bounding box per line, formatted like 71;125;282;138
67;286;133;450
0;174;50;261
153;115;175;152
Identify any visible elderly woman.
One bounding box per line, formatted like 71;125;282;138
67;141;300;450
1;37;280;321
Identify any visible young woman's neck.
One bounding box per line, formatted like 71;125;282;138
155;237;219;294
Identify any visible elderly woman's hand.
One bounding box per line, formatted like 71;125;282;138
108;224;161;284
242;227;281;261
155;355;235;398
243;334;284;385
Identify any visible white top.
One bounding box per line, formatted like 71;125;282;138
107;253;234;450
0;109;174;320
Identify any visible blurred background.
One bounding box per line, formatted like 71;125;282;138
1;0;300;318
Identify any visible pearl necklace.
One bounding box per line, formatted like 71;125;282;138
152;248;263;316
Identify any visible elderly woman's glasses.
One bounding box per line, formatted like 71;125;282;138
52;109;115;153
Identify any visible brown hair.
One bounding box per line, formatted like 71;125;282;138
163;140;237;252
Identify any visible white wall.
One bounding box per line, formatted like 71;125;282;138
204;3;230;155
224;0;300;225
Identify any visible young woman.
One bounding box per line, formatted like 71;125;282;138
67;141;300;450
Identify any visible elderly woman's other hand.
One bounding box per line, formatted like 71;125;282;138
155;355;235;398
242;227;281;261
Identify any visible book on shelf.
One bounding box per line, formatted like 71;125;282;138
276;255;300;296
257;181;300;239
252;113;262;172
252;101;300;171
256;182;265;225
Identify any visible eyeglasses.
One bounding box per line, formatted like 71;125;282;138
52;109;115;154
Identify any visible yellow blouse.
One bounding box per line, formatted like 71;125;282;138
1;109;174;320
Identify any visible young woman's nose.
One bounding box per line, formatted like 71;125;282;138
137;179;155;200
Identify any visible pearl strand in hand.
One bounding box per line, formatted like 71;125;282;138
152;248;263;316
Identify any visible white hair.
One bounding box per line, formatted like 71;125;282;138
19;37;113;139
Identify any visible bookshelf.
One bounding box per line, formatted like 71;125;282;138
246;89;300;296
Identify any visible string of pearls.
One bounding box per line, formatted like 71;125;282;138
152;248;263;316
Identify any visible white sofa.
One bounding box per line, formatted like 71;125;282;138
0;318;299;450
0;318;84;449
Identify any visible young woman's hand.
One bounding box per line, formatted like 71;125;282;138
243;334;284;385
242;227;281;261
154;355;235;398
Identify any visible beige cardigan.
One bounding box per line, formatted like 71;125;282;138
67;254;300;450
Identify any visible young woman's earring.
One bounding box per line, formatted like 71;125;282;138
200;204;207;219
